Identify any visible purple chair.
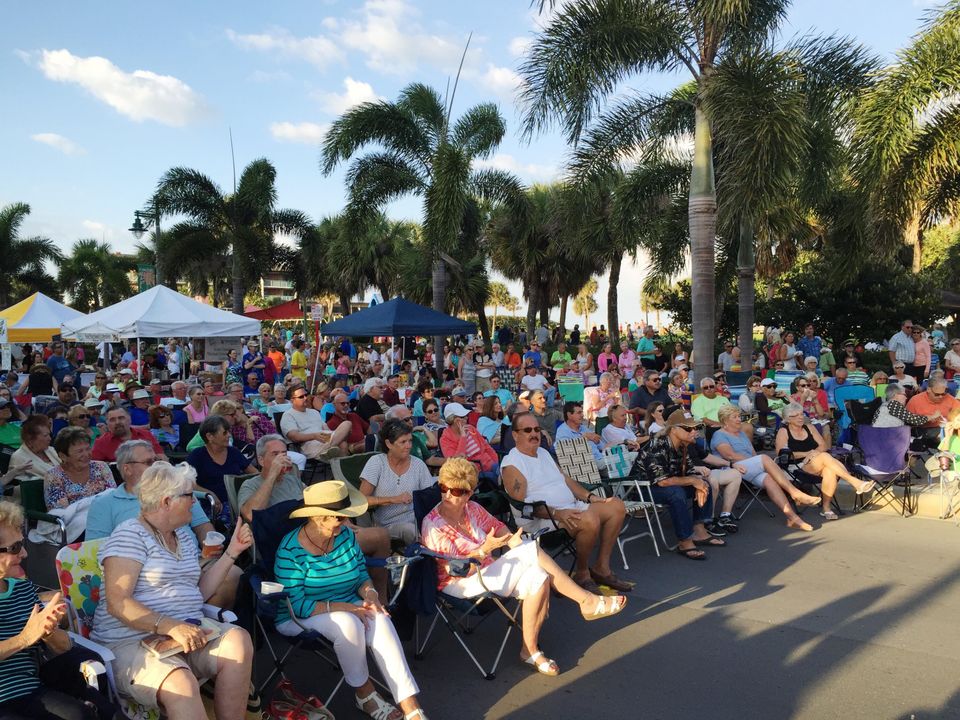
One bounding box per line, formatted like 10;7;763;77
854;425;915;515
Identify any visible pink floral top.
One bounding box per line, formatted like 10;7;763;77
420;502;506;591
44;461;116;509
913;339;931;373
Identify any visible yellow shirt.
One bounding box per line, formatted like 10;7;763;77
291;350;308;380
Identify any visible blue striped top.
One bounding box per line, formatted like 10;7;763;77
0;578;41;703
273;527;369;623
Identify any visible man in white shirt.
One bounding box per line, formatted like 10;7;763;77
600;404;644;451
490;343;504;368
473;343;495;392
96;340;114;370
503;411;630;593
279;386;352;459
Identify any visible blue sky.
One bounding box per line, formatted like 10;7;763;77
0;0;941;325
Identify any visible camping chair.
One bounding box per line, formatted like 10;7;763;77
330;452;379;490
410;485;522;680
774;449;843;516
54;540;237;720
834;384;877;445
854;425;916;515
599;445;660;561
225;473;258;522
247;500;408;702
20;477;67;545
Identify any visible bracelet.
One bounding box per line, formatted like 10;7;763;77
224;550;238;562
325;601;331;614
153;614;163;634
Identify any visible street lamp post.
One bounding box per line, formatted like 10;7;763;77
129;195;163;287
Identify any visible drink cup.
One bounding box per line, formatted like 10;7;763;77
260;581;284;595
202;531;225;559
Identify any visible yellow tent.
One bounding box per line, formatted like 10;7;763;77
0;293;86;343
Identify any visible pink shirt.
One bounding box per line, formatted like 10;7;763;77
913;339;931;372
421;502;506;590
597;353;617;372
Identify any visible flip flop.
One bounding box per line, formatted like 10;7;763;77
589;569;634;592
693;537;726;547
677;546;706;560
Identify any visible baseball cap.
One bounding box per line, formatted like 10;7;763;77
0;398;10;410
443;402;471;420
149;378;161;386
451;387;467;397
760;378;776;387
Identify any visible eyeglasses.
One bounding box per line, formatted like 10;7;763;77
425;407;439;413
291;394;307;400
912;330;922;335
648;378;662;383
400;416;413;423
845;361;856;365
439;484;473;497
176;492;195;501
681;425;703;433
701;384;716;389
127;458;156;467
0;539;24;555
517;426;542;434
75;413;90;419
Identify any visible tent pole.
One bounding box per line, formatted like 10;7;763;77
391;336;395;377
311;333;321;392
136;336;141;383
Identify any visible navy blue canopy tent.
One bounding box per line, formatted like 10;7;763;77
321;297;476;337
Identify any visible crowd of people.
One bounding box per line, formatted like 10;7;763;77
1;317;958;718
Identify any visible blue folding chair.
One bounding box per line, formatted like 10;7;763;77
833;384;876;445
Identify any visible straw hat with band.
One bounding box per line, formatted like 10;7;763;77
289;481;369;519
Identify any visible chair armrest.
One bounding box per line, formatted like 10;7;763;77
202;604;237;624
25;511;66;545
69;632;116;664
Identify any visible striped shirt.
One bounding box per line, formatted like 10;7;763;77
0;578;41;702
91;519;203;645
274;527;369;623
359;454;434;528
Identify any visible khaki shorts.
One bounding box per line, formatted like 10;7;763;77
108;619;236;707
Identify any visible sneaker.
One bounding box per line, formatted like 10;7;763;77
717;515;739;534
704;520;728;538
317;447;344;461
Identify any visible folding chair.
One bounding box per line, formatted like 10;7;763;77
854;425;916;515
732;463;778;521
54;540;237;720
834;384;876;445
411;486;521;680
330;452;379;490
20;477;67;545
225;472;258;520
599;445;660;562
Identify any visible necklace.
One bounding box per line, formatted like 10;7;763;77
139;514;181;560
303;525;334;555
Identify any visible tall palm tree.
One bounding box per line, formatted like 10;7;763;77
58;239;135;311
321;82;525;349
486;281;513;336
156;159;313;314
0;203;62;307
853;1;960;272
574;279;599;330
325;213;415;303
520;0;817;381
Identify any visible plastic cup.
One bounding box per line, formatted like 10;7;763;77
202;531;225;559
260;581;284;595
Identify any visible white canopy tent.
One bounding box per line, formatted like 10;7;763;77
61;286;261;379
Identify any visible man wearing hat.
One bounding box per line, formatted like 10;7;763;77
639;410;723;560
503;411;630;592
242;340;267;385
128;388;153;427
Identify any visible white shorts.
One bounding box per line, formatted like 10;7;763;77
512;500;589;535
732;455;768;488
442;541;549;601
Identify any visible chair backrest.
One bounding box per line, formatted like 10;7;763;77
857;425;911;473
0;447;12;475
225;473;258;520
20;478;47;513
725;370;753;387
834;384;877;431
250;500;306;578
601;445;637;479
875;383;888;399
594;416;611;437
179;422;200;449
330;452;379;489
55;539;104;638
773;370;802;395
413;484;443;528
555;438;601;485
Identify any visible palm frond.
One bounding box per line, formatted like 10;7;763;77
344;153;427;217
451;103;507;161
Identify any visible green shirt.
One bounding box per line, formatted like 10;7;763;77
819;350;836;372
550;351;573;368
636;337;655;357
0;423;22;449
410;430;430;461
691;394;731;422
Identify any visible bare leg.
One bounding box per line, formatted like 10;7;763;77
519;579;551;657
212;628;254;720
353;525;390;598
761;475;813;531
712;468;742;515
157;668;207;720
564;512;599;580
760;455;818;503
330;420;352;450
206;564;243;609
589;500;626;577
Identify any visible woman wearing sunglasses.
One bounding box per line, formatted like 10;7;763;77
421;458;626;677
67;404;100;444
420;398;447;433
275;481;428;720
790;375;832;446
84;373;109;401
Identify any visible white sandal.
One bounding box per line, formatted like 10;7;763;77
581;594;627;621
405;710;429;720
522;650;560;676
355;690;400;720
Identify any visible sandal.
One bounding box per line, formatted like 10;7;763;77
266;698;335;720
356;690;401;720
692;537;726;547
676;546;706;561
795;495;821;507
819;510;839;521
857;480;876;495
589;568;634;592
573;575;602;594
580;594;627;621
405;710;430;720
522;650;560;676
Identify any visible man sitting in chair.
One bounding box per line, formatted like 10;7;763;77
502;412;631;593
239;434;390;597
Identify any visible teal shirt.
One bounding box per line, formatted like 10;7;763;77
636;337;655;358
86;485;210;540
274;526;370;623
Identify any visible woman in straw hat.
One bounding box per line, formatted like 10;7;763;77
274;481;427;720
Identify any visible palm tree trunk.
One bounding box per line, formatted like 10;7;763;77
525;287;536;339
558;296;568;339
338;293;352;317
689;106;718;384
432;257;448;355
491;305;499;337
232;254;245;315
905;216;923;273
737;215;756;360
475;304;491;342
607;254;622;346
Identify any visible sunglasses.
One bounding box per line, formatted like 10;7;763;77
797;383;808;388
517;426;542;434
702;384;716;389
75;413;90;419
439;484;473;497
425;407;439;413
0;539;24;555
291;394;307;399
648;378;662;383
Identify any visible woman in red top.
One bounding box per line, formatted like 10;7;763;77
420;459;626;677
438;404;499;473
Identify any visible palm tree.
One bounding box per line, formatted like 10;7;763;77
156;159;313;314
325;213;415;303
519;0;870;381
320;82;525;350
853;2;960;272
57;239;135;311
573;279;599;330
486;281;513;336
0;203;62;307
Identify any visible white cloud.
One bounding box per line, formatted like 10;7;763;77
339;0;464;75
269;121;330;144
226;28;342;69
315;77;381;115
37;49;207;126
81;219;115;240
30;132;86;155
509;36;532;57
478;63;523;103
475;153;557;182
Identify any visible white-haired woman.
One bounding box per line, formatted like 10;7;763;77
585;372;620;421
774;403;875;521
92;462;254;719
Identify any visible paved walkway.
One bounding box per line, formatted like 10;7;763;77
272;511;960;719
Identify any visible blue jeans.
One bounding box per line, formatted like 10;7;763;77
649;482;713;542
